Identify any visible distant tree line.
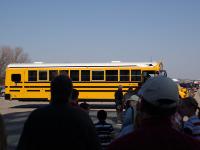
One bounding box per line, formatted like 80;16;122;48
0;46;30;85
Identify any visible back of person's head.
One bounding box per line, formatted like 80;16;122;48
51;75;73;104
71;89;79;100
184;97;198;107
180;97;200;117
128;87;133;91
97;110;107;121
118;85;123;90
138;76;179;117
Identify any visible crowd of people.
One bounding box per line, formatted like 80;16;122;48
0;75;200;150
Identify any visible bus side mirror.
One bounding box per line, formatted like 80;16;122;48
11;74;21;83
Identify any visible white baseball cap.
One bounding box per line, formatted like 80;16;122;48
138;76;179;109
127;94;139;101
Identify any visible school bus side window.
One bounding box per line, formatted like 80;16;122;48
81;70;90;81
143;71;156;78
49;70;58;81
131;70;141;81
11;74;21;83
28;71;37;81
106;70;118;81
120;70;130;81
70;70;79;81
39;71;47;81
92;71;104;81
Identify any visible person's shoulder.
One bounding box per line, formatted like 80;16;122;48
107;132;135;150
109;128;200;150
160;126;200;149
184;116;200;129
26;105;49;120
188;116;200;123
32;104;52;113
95;121;113;129
182;134;200;148
171;127;200;146
67;105;91;120
94;122;99;126
104;122;113;127
68;104;87;112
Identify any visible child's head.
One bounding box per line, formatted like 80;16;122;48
97;110;107;121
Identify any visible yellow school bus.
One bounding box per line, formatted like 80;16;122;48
5;61;166;101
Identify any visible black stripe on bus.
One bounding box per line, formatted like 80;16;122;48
88;81;141;83
42;90;118;92
10;86;23;88
24;81;141;84
78;90;126;92
74;86;138;88
27;90;40;92
24;86;50;88
12;98;48;101
12;98;114;102
10;90;20;92
78;99;114;102
24;82;50;83
44;90;129;92
23;86;138;89
22;89;128;92
24;81;50;83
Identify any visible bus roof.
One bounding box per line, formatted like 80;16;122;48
7;62;161;68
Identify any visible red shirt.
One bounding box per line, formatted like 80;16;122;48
107;118;200;150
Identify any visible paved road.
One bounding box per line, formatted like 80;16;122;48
0;98;121;150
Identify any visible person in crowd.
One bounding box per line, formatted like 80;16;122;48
194;88;200;107
118;94;139;138
115;85;124;124
107;76;200;150
79;101;90;114
95;110;114;150
179;97;200;140
70;88;79;107
17;75;101;150
0;113;6;150
170;100;183;131
123;87;134;110
143;72;151;83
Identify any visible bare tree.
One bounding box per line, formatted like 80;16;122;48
12;47;30;63
0;46;30;84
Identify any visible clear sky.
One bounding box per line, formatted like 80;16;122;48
0;0;199;79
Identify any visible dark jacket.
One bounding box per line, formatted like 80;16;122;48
115;90;123;106
17;103;101;150
108;118;200;150
0;114;7;150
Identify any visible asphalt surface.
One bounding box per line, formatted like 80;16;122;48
0;98;121;150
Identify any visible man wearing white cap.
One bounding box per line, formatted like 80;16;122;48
108;76;200;150
118;94;139;138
